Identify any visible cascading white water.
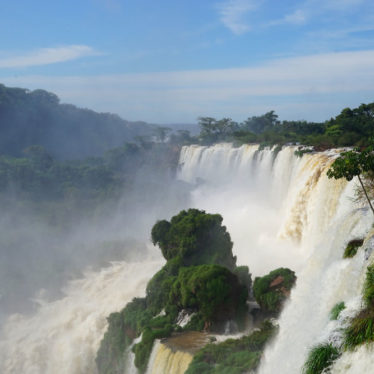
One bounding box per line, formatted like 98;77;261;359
2;143;374;374
0;258;163;374
178;143;374;374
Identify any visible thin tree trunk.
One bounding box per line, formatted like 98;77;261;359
358;174;374;216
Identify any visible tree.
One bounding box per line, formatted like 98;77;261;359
198;117;237;143
152;126;172;142
151;209;236;270
23;145;53;170
241;111;279;134
327;147;374;215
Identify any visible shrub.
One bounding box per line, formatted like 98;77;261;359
169;264;248;326
151;209;236;270
345;308;374;349
253;268;296;314
344;265;374;349
133;324;173;373
185;320;277;374
96;298;149;374
364;265;374;306
330;302;345;320
343;239;364;258
145;256;181;313
303;344;340;374
234;265;252;290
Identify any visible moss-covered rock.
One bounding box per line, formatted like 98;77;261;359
343;239;364;258
169;264;248;330
253;268;296;314
96;209;251;374
185;320;277;374
151;209;236;270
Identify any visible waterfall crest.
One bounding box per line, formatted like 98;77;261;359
146;341;193;374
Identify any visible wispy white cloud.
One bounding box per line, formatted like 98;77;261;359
3;50;374;122
218;0;260;35
0;45;98;69
273;0;369;27
319;0;365;11
268;9;307;27
283;10;307;25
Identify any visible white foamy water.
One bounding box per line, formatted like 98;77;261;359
3;143;374;374
0;258;163;374
178;143;374;374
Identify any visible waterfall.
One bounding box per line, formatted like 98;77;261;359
178;143;374;374
146;331;209;374
2;143;374;374
146;341;193;374
0;259;163;374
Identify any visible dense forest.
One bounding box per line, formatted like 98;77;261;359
0;84;155;159
195;105;374;149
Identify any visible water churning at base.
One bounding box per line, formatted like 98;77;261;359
2;143;374;373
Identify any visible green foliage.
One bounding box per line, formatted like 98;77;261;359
241;111;279;134
344;265;374;350
185;320;277;374
345;308;374;349
272;144;283;158
327;146;374;215
294;147;313;158
302;344;340;374
0;84;153;159
0;141;181;227
97;210;251;374
363;265;374;306
96;312;131;374
327;147;374;182
234;266;252;290
198;102;374;149
343;239;364;259
133;324;173;373
183;312;206;332
170;265;248;325
330;302;346;320
253;268;296;314
198;117;238;144
151;209;236;270
145;256;182;313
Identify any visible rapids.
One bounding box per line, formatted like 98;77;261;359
2;143;374;373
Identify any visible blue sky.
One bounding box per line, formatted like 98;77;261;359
1;0;374;123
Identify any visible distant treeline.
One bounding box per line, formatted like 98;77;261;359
195;104;374;149
0;141;181;226
0;84;155;159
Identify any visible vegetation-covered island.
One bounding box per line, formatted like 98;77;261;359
96;209;296;374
